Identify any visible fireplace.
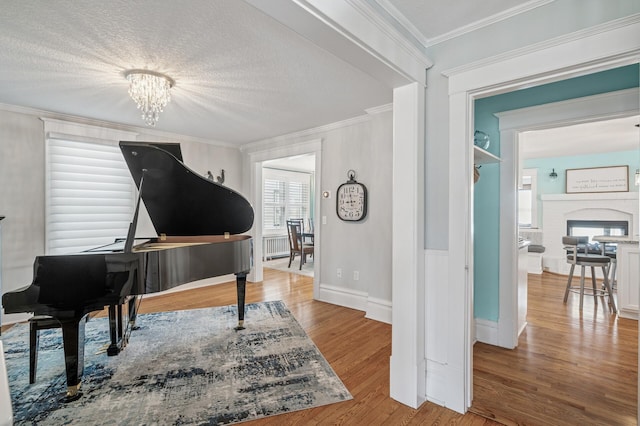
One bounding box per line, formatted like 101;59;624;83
540;192;638;275
566;220;629;242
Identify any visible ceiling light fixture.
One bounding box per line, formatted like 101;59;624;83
124;70;174;126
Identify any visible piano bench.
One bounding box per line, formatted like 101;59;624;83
29;316;60;384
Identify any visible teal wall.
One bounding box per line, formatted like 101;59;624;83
524;150;640;228
473;64;639;322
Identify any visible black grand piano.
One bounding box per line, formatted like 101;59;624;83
2;141;254;401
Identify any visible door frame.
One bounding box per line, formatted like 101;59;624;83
244;138;322;298
496;87;640;349
442;17;640;413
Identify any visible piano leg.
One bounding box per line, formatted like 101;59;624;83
235;272;247;330
107;304;120;356
107;297;140;356
128;295;139;328
59;315;87;402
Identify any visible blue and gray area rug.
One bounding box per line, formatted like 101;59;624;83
2;300;351;425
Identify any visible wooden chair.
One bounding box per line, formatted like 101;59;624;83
562;236;616;312
286;220;314;270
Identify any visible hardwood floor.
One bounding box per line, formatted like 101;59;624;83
470;272;638;426
95;268;497;425
3;268;636;424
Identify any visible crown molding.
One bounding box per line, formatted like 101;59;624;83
0;102;236;148
442;13;640;79
241;110;374;152
365;103;393;115
254;0;431;85
344;0;432;68
425;0;554;47
373;0;554;48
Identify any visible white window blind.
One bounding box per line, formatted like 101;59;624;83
46;139;134;255
263;168;311;233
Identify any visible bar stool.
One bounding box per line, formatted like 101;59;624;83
601;243;617;291
562;236;616;313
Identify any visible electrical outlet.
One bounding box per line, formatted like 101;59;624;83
337;268;342;278
353;270;359;281
322;216;327;225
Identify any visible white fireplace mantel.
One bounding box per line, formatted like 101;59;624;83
541;192;639;202
541;191;639;276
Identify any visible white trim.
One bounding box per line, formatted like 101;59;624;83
376;0;554;48
446;90;474;413
496;89;640;348
2;103;234;147
474;318;499;346
365;103;393;115
445;17;640;414
246;0;431;87
443;14;640;93
365;296;392;324
318;283;368;311
495;88;640;131
245;139;322;292
541;192;640;201
390;82;426;409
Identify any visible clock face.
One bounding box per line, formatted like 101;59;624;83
337;182;367;221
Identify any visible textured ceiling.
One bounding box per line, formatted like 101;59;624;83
520;115;640;160
0;0;391;144
0;0;561;146
2;0;621;149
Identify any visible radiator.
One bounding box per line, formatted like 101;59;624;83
263;235;289;260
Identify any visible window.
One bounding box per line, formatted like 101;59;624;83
518;169;538;228
263;168;311;233
46;138;134;255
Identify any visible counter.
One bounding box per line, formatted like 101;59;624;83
593;235;639;319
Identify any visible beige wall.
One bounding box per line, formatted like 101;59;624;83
0;108;243;324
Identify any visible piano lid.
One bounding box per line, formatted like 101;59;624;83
119;142;254;236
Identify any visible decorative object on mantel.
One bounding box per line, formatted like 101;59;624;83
549;168;558;181
473;130;490;150
124;70;174;126
336;170;367;221
566;165;629;194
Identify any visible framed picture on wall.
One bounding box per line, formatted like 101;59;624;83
565;165;629;194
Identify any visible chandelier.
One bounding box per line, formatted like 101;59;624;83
124;70;174;126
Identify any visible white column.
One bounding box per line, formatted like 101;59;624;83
446;91;473;413
390;82;426;408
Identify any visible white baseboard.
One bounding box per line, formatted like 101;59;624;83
318;283;391;324
475;318;498;346
365;296;392;324
318;283;368;311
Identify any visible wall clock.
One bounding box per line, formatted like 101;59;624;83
336;170;368;221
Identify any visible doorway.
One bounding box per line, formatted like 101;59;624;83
441;19;640;412
245;139;321;298
261;154;316;278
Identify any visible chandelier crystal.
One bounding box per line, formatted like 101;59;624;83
125;70;174;126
